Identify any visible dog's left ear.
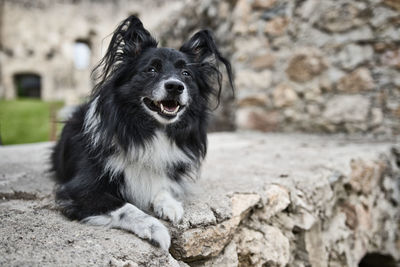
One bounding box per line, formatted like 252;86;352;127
180;30;234;100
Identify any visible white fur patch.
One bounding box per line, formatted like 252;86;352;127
83;203;170;250
153;190;184;223
104;131;195;210
83;96;101;146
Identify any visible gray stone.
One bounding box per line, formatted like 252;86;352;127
236;107;280;132
336;44;374;70
336;67;375;92
236;69;272;92
191;241;238;267
316;2;366;33
1;129;400;267
286;47;327;83
323;95;370;124
235;224;290;266
370;6;398;28
383;0;400;11
272;83;299;107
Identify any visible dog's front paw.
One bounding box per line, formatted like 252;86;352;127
133;216;171;251
153;197;184;224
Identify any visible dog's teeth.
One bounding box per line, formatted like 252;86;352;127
160;104;180;115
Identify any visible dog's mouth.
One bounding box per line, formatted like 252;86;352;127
142;98;184;118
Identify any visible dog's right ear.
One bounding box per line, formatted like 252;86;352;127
93;15;157;88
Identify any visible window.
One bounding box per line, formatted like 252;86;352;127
14;73;41;98
73;40;91;70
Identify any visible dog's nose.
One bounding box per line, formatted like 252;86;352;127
165;81;184;95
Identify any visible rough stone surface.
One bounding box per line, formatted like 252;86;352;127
1;132;399;266
323;95;370;124
272;83;299;108
286;48;327;83
336;67;375;93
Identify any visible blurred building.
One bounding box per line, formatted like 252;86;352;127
1;0;400;136
0;0;182;105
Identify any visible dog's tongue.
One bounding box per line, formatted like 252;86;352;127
161;100;178;111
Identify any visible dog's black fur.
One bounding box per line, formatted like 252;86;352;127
51;15;234;250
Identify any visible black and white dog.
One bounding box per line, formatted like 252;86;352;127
51;15;234;250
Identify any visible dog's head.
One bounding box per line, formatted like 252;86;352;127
93;16;234;125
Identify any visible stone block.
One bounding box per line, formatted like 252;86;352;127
272;83;299;107
336;68;375;92
323;95;370;124
236;107;280;132
286;48;327;83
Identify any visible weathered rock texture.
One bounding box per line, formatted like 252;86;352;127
2;0;400;134
1;132;399;266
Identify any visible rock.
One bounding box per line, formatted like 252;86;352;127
304;222;328;267
171;217;239;261
323;95;370;124
236;107;280;132
1;133;400;266
0;199;185;267
383;0;400;11
258;185;291;221
0;142;54;200
272;83;299;107
237;93;270;107
336;67;375;92
286;48;327;83
296;0;319;20
232;0;252;35
236;69;272;91
171;193;260;261
235;225;290;267
336;44;374;70
370;6;398;28
250;53;275;70
252;0;277;10
378;26;400;42
371;107;384;126
348;159;386;195
192;241;238;267
316;2;366;33
233;36;270;63
381;49;400;70
264;16;289;37
304;86;323;102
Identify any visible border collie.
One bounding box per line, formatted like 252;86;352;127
51;15;234;250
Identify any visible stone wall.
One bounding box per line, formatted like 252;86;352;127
154;0;400;136
1;133;399;266
229;0;400;137
1;0;400;135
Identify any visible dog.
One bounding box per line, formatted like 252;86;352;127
51;15;234;250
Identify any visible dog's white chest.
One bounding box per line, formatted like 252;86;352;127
106;131;191;209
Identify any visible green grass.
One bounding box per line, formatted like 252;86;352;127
0;98;64;145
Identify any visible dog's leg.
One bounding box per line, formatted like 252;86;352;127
152;190;184;224
56;179;171;250
83;203;171;250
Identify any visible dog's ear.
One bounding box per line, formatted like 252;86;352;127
93;15;157;88
179;30;234;106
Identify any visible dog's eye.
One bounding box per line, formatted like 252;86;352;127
148;67;157;73
182;70;191;77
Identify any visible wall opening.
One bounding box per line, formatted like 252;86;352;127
358;253;397;267
73;39;91;70
14;73;41;98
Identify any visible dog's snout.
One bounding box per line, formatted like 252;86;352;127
165;81;184;95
